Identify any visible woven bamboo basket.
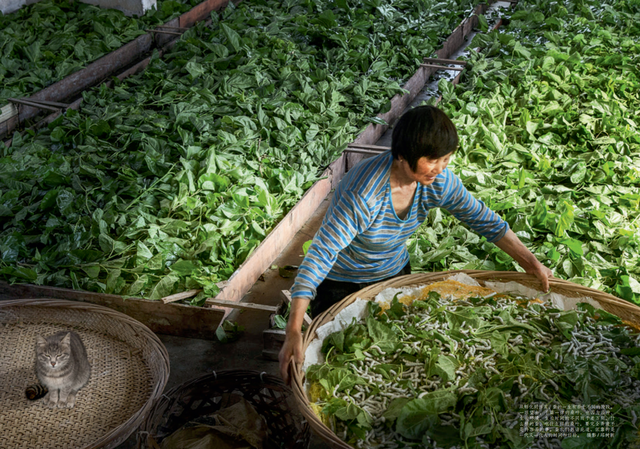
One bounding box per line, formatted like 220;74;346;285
137;369;311;449
0;298;170;449
290;270;640;449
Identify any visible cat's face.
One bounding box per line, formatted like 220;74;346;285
36;334;71;369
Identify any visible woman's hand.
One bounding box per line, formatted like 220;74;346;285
494;229;553;292
278;297;310;384
279;330;303;385
525;260;554;293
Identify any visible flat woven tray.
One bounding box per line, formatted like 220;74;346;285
291;270;640;449
0;298;170;449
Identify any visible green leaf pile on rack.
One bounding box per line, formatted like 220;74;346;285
306;281;640;448
409;0;640;305
0;0;202;105
0;0;478;301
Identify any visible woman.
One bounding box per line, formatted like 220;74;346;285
279;105;552;383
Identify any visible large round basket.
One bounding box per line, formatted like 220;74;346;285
0;298;170;449
290;270;640;449
137;369;311;449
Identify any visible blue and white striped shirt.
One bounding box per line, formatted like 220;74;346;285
291;151;509;301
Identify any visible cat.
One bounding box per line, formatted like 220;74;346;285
35;331;91;409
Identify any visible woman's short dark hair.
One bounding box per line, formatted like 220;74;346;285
391;105;458;171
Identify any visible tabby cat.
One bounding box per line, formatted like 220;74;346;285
35;331;91;408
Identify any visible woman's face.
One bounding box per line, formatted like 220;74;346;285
401;153;452;185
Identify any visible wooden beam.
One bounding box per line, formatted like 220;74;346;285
162;289;202;304
156;25;189;30
347;143;391;151
15;99;70;108
0;103;18;123
423;57;468;65
344;148;382;155
8;98;60;112
420;64;465;71
146;29;184;36
205;298;279;312
179;0;233;29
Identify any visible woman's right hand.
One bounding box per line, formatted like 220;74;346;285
279;297;310;384
279;330;303;385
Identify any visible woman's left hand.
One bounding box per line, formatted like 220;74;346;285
525;261;553;293
494;230;554;292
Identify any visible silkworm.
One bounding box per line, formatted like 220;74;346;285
539;385;551;401
458;387;478;394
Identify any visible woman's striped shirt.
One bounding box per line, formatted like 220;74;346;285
290;151;509;302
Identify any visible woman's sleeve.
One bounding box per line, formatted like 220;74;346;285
438;169;509;243
290;188;371;301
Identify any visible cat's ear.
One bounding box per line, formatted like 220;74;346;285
61;333;72;345
36;335;47;346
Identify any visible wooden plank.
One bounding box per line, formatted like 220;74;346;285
162;289;201;304
179;0;233;28
17;99;70;108
420;64;465;71
8;98;61;112
146;29;183;36
0;103;18;123
344;148;382;155
423;57;468;65
347;143;391;151
0;281;224;340
466;4;491;36
205;298;279;312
